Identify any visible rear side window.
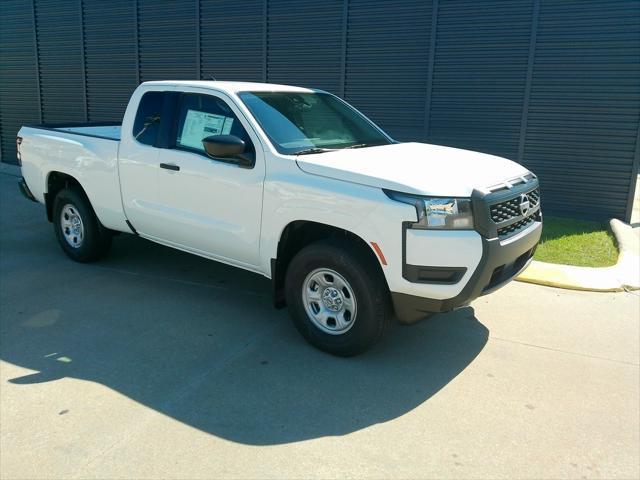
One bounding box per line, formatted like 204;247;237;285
133;91;164;146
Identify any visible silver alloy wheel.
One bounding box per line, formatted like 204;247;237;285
302;268;357;335
60;203;84;249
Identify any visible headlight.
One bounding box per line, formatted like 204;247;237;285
384;190;474;230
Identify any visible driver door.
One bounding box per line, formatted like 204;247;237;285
150;91;265;268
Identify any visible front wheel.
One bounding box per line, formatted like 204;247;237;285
285;239;391;356
52;187;112;262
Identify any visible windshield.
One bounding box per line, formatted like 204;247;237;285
238;91;392;155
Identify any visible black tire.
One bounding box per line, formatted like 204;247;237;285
52;187;112;262
285;239;391;356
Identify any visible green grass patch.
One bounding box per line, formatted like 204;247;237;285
534;216;618;267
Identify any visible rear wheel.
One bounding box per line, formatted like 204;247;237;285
285;239;390;356
52;187;112;262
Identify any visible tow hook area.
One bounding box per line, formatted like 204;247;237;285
18;178;36;202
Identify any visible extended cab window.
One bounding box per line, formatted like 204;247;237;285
133;91;164;146
174;94;253;156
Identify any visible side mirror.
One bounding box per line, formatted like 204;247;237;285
202;135;246;158
202;135;254;167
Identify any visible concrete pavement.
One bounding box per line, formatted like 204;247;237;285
0;169;638;479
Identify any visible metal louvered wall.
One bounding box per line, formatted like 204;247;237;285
267;0;343;93
35;0;87;123
1;0;638;220
0;0;42;161
522;0;640;219
83;0;138;121
428;0;533;160
346;0;432;141
200;0;263;82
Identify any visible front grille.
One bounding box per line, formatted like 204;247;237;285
490;188;540;223
472;177;541;240
497;211;541;238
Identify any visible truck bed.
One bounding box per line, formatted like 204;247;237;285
25;122;121;141
18;122;128;232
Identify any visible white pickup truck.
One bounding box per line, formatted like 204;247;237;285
17;81;542;356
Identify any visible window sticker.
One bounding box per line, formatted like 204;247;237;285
178;109;234;150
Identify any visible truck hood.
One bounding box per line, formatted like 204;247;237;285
295;142;531;197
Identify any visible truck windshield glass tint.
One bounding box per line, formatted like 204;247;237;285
133;91;164;146
238;91;391;155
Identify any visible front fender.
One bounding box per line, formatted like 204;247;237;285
260;171;416;280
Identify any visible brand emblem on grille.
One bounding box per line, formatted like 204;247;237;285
519;193;531;215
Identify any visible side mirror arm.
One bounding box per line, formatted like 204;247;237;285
233;151;255;168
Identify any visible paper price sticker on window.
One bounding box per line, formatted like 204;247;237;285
179;109;234;150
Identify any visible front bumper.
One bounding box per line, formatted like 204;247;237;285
392;220;541;323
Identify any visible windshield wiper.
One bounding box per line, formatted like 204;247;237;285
295;147;338;155
296;143;384;155
343;143;371;149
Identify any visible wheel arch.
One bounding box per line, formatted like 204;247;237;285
271;220;388;308
45;171;89;222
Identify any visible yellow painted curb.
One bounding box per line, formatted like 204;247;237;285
516;260;624;292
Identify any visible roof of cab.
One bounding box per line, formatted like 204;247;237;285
140;80;317;94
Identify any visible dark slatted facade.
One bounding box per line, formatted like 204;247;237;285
200;0;263;82
137;0;197;82
521;0;640;219
429;0;533;160
267;0;344;93
0;0;42;160
345;0;432;141
82;0;138;121
1;0;638;220
35;0;87;123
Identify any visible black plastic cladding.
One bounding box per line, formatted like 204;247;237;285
472;177;541;240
